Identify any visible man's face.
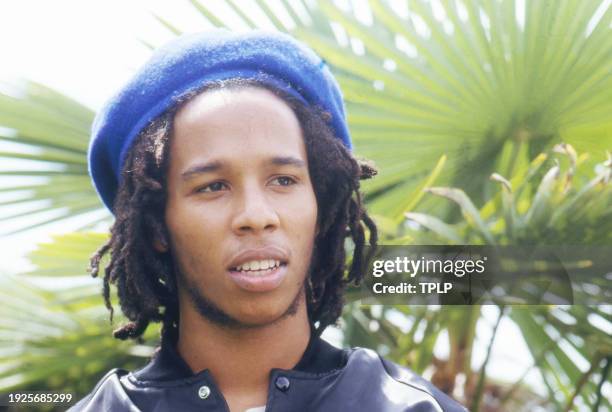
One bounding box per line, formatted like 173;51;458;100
164;86;318;329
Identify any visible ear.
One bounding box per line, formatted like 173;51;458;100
152;227;169;253
153;237;168;253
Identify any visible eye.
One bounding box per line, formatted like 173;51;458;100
271;176;297;186
196;181;228;193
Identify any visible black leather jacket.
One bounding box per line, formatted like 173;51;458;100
70;333;466;412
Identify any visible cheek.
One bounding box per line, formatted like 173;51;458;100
285;189;318;252
167;196;224;233
304;187;319;232
165;203;225;265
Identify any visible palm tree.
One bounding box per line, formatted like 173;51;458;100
1;1;610;410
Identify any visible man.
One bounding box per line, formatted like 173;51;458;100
72;30;465;411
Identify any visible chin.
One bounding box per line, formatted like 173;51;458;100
233;300;295;325
186;278;305;330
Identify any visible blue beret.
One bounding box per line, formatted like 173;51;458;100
88;29;352;211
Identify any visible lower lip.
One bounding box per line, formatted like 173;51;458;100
227;264;288;292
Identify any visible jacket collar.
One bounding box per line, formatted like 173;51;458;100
132;326;349;382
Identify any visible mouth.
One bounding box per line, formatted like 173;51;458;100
227;260;289;292
229;259;288;275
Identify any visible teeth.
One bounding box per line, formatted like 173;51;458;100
235;259;281;272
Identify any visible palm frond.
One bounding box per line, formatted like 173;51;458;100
0;81;109;234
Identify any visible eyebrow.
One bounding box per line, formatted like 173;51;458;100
181;156;306;180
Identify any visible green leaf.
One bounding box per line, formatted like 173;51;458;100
425;187;495;244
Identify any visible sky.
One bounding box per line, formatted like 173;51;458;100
1;0;214;109
2;0;600;399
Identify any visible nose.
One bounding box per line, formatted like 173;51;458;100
231;184;280;235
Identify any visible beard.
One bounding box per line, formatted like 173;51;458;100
181;273;306;331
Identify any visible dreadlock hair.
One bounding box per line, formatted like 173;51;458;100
89;78;379;341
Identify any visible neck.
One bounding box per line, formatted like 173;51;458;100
176;293;311;400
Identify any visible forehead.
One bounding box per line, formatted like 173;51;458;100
170;86;305;161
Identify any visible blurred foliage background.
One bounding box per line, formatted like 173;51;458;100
0;0;611;411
